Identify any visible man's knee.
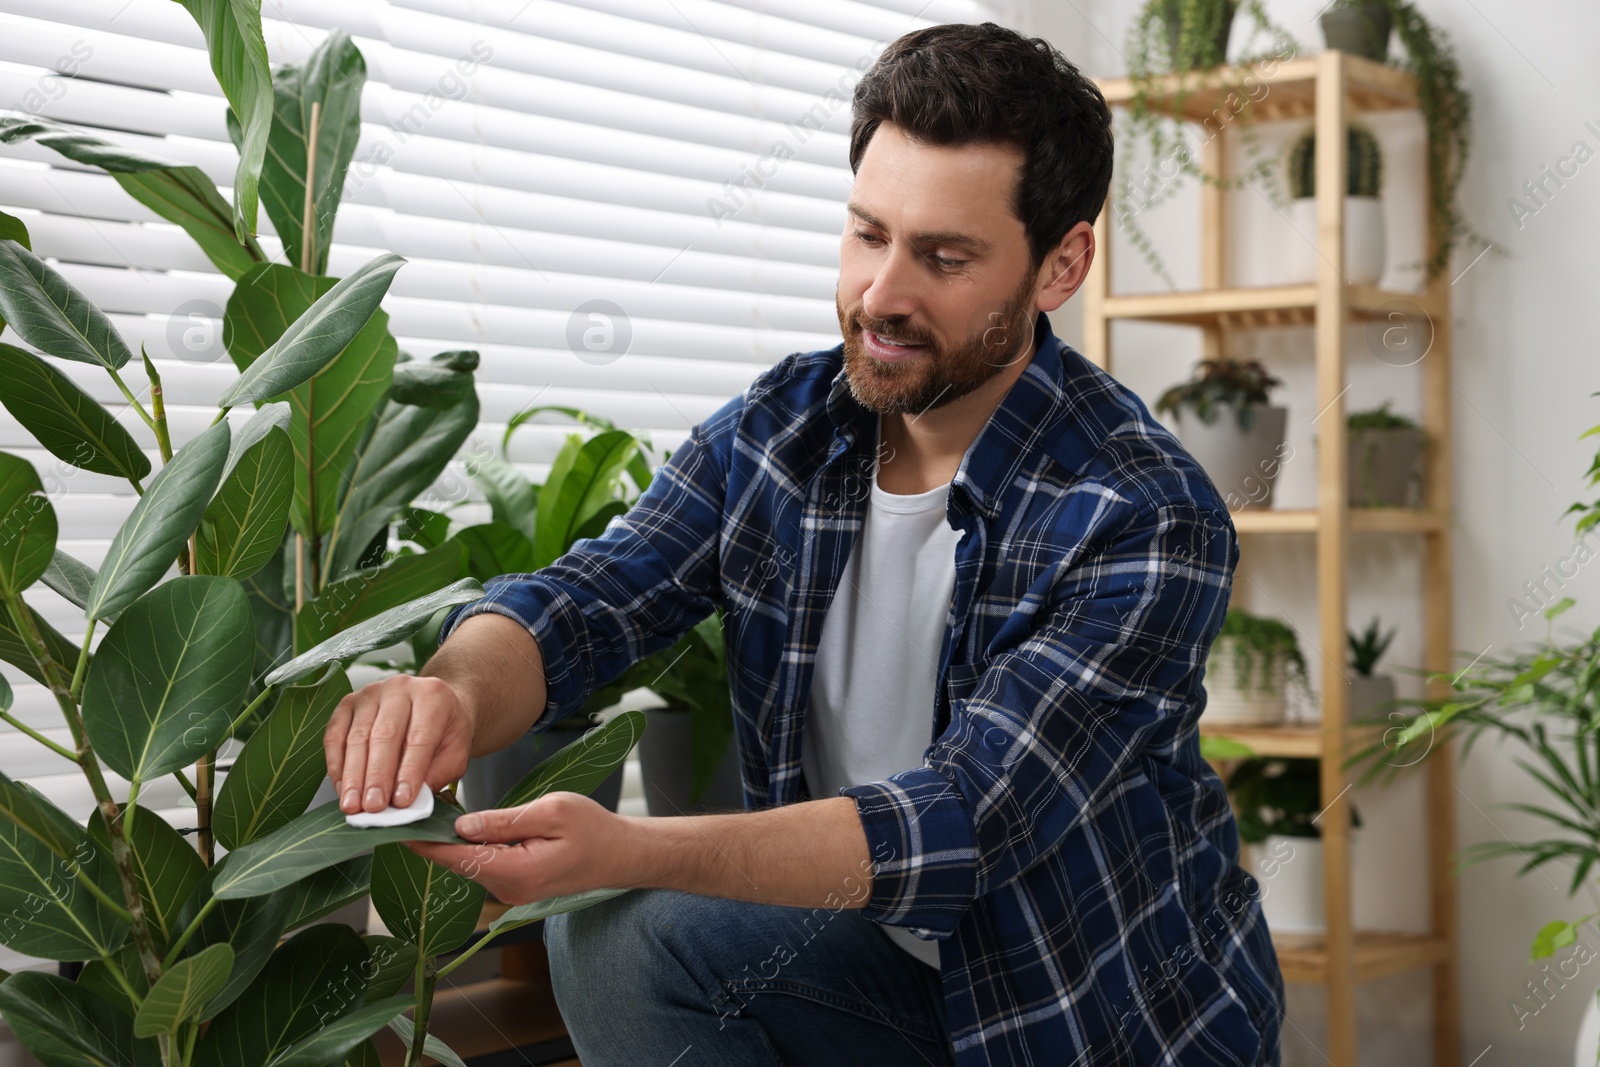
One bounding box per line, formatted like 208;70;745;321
543;888;704;999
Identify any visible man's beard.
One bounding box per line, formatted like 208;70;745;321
835;266;1038;417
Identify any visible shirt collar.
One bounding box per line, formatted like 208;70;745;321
825;310;1069;521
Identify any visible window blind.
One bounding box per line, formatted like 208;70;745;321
0;0;1003;975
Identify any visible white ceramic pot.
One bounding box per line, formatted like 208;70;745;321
1576;989;1600;1067
1203;636;1289;726
1285;196;1386;286
1173;404;1289;511
1254;834;1358;935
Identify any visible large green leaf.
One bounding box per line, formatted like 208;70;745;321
469;453;539;537
453;522;536;580
194;923;368;1067
282;854;372;931
372;842;485;958
486;886;633;941
0;971;161;1067
0;451;57;598
195;423;292;579
264;995;414;1067
86;418;231;622
212;799;471;900
242;531;294;698
387;1016;468;1067
264;577;483;687
361;934;417;1000
533;430;639;568
321;375;478;582
0;207;29;250
171;865;295;1021
388;351;477;409
256;30;365;276
174;0;272;241
296;541;467;649
0;240;133;371
213;668;351;850
88;805;205;949
41;548;97;614
500;709;646;809
78;941;147;1017
219;254;404;409
0;116;264;279
0;770;85;860
0;344;151;483
0;779;126;961
134;942;233;1037
82;576;254;783
0;601;78;687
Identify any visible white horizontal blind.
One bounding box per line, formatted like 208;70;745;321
0;0;1002;974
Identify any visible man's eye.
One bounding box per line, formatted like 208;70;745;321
931;255;968;270
854;231;882;245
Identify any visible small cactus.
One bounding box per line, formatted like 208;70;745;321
1286;124;1384;199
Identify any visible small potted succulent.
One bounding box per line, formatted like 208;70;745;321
1156;359;1289;510
1228;757;1362;933
1346;401;1427;507
1319;0;1392;61
1346;615;1399;722
1203;608;1310;726
1283;123;1387;286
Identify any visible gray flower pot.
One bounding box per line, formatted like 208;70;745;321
1348;673;1398;723
1320;2;1392;61
458;722;625;813
1174;404;1290;511
1348;427;1425;507
639;706;745;817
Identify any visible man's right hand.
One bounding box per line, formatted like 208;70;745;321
324;674;477;815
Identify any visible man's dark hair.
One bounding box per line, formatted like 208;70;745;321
849;22;1114;272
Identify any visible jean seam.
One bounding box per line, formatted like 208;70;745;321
717;975;949;1046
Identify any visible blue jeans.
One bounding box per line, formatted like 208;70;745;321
542;887;959;1066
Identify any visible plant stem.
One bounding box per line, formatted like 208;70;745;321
143;349;174;465
107;365;158;433
0;709;77;762
69;618;95;701
227;684;276;741
162;893;218;968
434;929;500;981
405;956;438;1067
99;948;145;1009
172;768;197;801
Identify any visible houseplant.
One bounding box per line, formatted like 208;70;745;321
1228;757;1362;933
1346;401;1426;507
1156;359;1289;510
1319;0;1392;61
1283;123;1387;286
1347;615;1399;722
0;12;635;1067
1203;608;1310;726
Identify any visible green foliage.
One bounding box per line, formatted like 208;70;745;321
1211;608;1309;694
1155;358;1282;431
499;709;646;808
0;344;152;483
1347;615;1397;676
1286;123;1382;199
371;843;485;958
1227;757;1362;843
1347;399;1420;431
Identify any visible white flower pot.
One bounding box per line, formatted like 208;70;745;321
1253;834;1357;936
1203;635;1289;726
1173;405;1289;511
1576;989;1600;1067
1285;196;1386;287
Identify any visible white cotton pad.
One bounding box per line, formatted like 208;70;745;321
344;786;434;828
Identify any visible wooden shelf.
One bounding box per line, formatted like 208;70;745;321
1230;508;1448;535
1275;931;1451;986
1101;284;1441;329
1096;52;1418;121
1200;722;1383;758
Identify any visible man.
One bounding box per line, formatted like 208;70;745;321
323;21;1284;1067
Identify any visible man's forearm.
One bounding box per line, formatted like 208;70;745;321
613;795;878;910
423;612;550;756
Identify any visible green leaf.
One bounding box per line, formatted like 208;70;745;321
0;451;57;598
264;578;483;687
214;668;352;850
134;942;233;1037
40;548;98;614
395;506;451;550
219;254;405;408
1531;919;1577;960
0;240;133;370
86;418;231;622
321;382;478;582
194;923;368;1066
387;1016;468;1067
283;854;373;930
78;941;147;1016
212;799;471;900
1200;735;1258;761
256;30;365;276
170;864;294;1021
88;805;205;948
469;452;539;536
533;430;638;568
0;600;79;686
174;0;272;241
82;575;255;783
0;207;29;250
389;354;476;408
195;424;293;579
264;995;414;1067
0;779;126;961
453;522;536;580
297;541;467;649
361;934;417;1000
0;971;160;1067
372;842;485;958
486;886;633;940
0;344;151;483
500;709;646;808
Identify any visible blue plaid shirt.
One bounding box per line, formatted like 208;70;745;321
441;311;1284;1065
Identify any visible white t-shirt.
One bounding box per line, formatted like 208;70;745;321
801;416;964;971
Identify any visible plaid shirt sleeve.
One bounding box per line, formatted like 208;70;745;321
436;390;745;728
840;495;1237;937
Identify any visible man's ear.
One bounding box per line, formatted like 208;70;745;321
1036;221;1095;312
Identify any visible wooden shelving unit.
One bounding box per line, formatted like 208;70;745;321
1084;51;1458;1066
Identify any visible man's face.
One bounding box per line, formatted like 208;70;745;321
836;122;1041;417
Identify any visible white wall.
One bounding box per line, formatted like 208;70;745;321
1019;1;1600;1063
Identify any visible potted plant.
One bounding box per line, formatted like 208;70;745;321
1203;608;1310;726
1346;615;1399;722
1228;758;1362;933
1156;359;1289;510
1320;0;1392;61
1346;401;1427;507
1283;123;1387;286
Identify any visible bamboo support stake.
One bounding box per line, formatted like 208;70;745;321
301;101;321;273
